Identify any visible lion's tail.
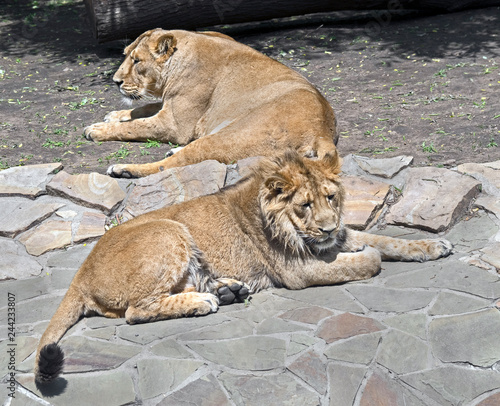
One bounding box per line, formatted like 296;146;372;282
34;286;86;383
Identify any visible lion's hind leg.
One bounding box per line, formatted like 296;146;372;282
125;292;218;324
213;278;251;305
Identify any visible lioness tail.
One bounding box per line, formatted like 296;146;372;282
35;286;85;383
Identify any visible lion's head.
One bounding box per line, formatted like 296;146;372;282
112;28;177;101
259;150;345;255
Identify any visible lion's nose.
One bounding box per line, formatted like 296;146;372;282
113;78;123;87
319;227;335;236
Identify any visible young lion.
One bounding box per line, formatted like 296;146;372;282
34;150;452;383
84;28;337;178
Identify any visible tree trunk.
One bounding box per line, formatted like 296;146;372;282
84;0;500;43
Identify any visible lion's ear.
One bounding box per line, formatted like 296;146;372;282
321;149;342;176
265;176;291;198
151;33;177;60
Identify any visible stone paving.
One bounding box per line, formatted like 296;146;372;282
1;155;500;405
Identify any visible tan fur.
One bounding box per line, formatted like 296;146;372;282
84;29;337;178
34;150;452;383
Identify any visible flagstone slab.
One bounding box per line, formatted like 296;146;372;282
345;285;435;313
279;306;334;324
177;319;254;341
0;198;65;238
385;167;480;232
73;211;106;243
401;366;500;406
328;364;366;406
316;313;385;344
137;358;204;399
444;213;498;252
481;243;500;270
0;274;49;302
477;392;500;406
46;170;125;214
0;163;62;198
0;294;63;325
219;372;319;406
382;314;427;340
429;291;491;316
150;339;194;359
157;374;231;406
60;336;141;373
0;238;42;281
342;175;391;230
457;162;500;197
0;336;37;377
360;370;428;406
46;243;94;269
256;318;310;334
376;330;429;374
188;336;286;371
429;309;500;367
18;220;72;256
324;332;381;365
474;195;500;220
288;334;321;356
123;160;226;217
17;370;136;406
287;349;327;394
352;155;413;178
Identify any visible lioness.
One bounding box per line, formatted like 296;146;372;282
35;150;452;383
84;29;337;178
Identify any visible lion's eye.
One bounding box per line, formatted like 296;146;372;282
327;194;335;201
131;57;140;64
302;202;311;209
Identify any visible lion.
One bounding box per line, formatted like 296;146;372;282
83;28;337;178
34;150;453;383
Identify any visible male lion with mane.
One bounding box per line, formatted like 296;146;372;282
34;150;452;383
84;28;337;178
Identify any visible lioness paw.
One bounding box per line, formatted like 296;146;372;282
192;293;219;316
215;278;251;305
427;239;453;260
104;110;132;123
84;122;110;142
107;164;134;178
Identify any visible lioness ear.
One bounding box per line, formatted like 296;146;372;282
322;149;342;175
151;34;177;60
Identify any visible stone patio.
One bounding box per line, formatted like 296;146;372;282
1;155;500;405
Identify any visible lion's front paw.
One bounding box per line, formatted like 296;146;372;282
107;164;135;178
192;293;219;316
427;239;453;260
84;122;112;142
104;110;132;123
215;278;251;305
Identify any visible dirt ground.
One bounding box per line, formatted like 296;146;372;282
1;1;499;175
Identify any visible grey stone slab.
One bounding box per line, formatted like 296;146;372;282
73;211;106;243
360;369;430;406
376;330;429;374
256;318;311;334
0;163;62;198
18;220;72;256
187;336;286;371
17;369;136;406
85;316;126;329
476;392;500;406
279;306;334;324
287;349;327;394
82;326;116;340
288;334;321;356
0;275;49;302
429;309;500;367
59;336;141;373
385;167;480;232
219;372;320;406
46;170;126;214
401;366;500;406
123;160;226;217
474;195;500;221
0;199;65;238
0;239;43;281
137;358;204;400
273;286;364;313
384;259;500;299
382;314;427;340
352;155;413;178
45;268;79;291
0;337;37;377
324;332;381;365
328;364;366;406
345;285;435;313
457;162;500;197
429;291;491;316
481;243;500;270
176;319;254;341
117;313;231;344
150;339;194;359
157;373;231;406
9;390;45;405
0;294;63;325
46;243;95;269
444;213;498;252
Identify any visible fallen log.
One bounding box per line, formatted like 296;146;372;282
83;0;500;43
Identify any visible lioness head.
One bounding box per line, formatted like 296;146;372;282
259;150;345;254
113;28;177;101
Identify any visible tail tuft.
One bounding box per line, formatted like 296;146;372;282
36;343;64;383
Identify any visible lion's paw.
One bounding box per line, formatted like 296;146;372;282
192;293;219;316
427;239;453;260
215;278;251;305
84;122;110;142
107;164;135;178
